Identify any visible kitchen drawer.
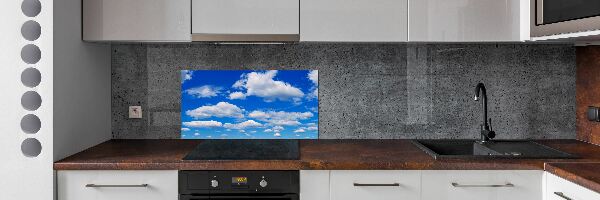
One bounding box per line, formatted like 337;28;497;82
545;172;600;200
330;170;420;200
57;170;178;200
421;170;543;200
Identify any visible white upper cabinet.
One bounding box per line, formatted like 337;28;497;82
82;0;191;42
191;0;300;41
300;0;408;42
409;0;530;42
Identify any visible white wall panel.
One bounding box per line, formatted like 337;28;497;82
0;0;53;199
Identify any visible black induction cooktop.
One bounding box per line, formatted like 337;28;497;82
182;140;300;160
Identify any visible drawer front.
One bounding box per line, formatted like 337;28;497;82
546;172;600;200
330;170;420;200
57;170;178;200
422;170;543;200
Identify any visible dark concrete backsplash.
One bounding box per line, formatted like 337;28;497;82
112;43;576;139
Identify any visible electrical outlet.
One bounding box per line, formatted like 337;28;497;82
129;106;142;119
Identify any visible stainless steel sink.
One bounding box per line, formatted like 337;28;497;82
412;140;577;160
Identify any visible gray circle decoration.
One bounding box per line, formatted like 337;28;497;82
21;0;41;17
21;20;41;41
21;68;41;87
21;44;41;64
20;114;41;134
21;91;42;111
21;138;42;157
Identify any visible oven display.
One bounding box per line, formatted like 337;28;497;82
232;177;248;185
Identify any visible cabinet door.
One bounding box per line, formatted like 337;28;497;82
545;172;600;200
192;0;299;36
421;170;542;200
409;0;529;42
300;170;330;200
301;0;408;42
57;170;178;200
82;0;191;41
330;170;420;200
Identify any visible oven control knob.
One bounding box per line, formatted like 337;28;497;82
259;179;268;188
211;180;219;188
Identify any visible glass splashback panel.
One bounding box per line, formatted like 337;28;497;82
181;70;318;139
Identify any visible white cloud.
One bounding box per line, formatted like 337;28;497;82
274;133;282;137
223;120;263;129
308;70;318;85
272;126;284;132
294;128;305;133
194;132;200;136
185;85;222;98
228;91;246;100
250;130;257;133
220;134;228;138
239;130;246;133
307;126;318;131
183;120;223;128
181;70;193;83
206;135;212;138
248;110;313;126
271;120;302;126
264;129;273;133
181;128;190;131
186;102;244;119
309;90;318;99
232;70;304;102
307;70;319;99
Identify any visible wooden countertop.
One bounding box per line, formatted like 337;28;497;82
54;139;600;193
545;162;600;194
54;139;600;170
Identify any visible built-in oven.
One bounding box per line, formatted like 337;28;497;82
179;171;299;200
532;0;600;37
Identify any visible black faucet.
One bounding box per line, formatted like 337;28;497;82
474;83;495;142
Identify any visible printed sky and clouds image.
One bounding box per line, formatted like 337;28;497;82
181;70;318;139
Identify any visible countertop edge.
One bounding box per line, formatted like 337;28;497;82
545;162;600;194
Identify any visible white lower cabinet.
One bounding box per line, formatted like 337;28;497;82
301;170;331;200
330;170;421;200
421;170;543;200
57;170;178;200
545;172;600;200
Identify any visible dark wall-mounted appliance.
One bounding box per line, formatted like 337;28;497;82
179;171;299;200
532;0;600;37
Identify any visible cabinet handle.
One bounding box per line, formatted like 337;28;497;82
353;183;400;187
85;184;149;188
451;182;514;188
553;192;573;200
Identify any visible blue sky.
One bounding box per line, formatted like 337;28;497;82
181;70;318;139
